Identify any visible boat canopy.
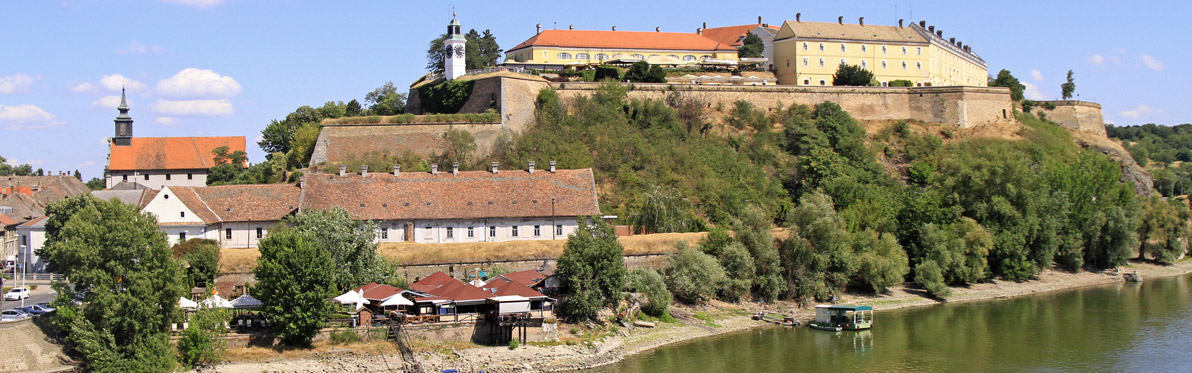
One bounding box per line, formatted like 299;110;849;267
829;305;873;311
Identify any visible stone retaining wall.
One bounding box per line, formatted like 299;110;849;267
1032;100;1105;136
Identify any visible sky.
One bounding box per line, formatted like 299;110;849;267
1;0;1188;180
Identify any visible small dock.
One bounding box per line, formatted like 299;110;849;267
752;312;800;327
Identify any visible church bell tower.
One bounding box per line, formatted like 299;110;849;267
444;12;466;80
113;87;133;146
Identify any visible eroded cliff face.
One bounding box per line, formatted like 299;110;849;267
1071;130;1154;196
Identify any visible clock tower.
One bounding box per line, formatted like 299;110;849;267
113;87;133;146
444;12;466;80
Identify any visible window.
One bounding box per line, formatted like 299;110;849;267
667;54;679;59
802;42;808;51
803;79;810;85
916;61;922;70
683;55;696;61
840;58;846;65
122;175;128;181
916;47;922;55
556;225;563;236
861;60;867;68
180;211;186;218
596;53;609;60
187;173;193;180
425;226;432;237
819;43;825;51
446;227;454;239
512;226;519;237
576;53;590;60
882;60;887;69
786;60;789;67
631;54;645;59
542;51;547;58
489;226;496;237
902;46;907;55
840;43;846;52
802;57;808;66
881;81;889;87
534;225;541;237
225;228;232;240
882;45;887;54
257;227;264;239
179;232;186;242
861;44;867;53
144;174;149;180
467;227;474;238
818;58;825;67
819;79;827;86
557;52;572;59
165;174;171;180
902;61;907;69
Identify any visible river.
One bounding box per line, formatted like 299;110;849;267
598;274;1192;372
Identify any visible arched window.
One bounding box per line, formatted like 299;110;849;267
667;55;679;59
683;55;696;61
803;79;810;85
557;52;572;60
649;54;661;58
819;79;827;86
631;54;645;59
576;53;590;60
595;53;609;60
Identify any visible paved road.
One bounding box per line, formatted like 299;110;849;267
1;287;57;312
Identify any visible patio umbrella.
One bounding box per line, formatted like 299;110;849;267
334;290;366;311
379;294;414;307
199;295;233;309
231;294;263;309
178;297;198;310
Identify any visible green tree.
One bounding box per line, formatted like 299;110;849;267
989;69;1026;101
913;260;950;297
426;29;502;74
629;186;696;234
624;61;666;83
73;169;81;179
212;146;248;166
177;306;230;366
40;195;185;371
717;242;754;302
737;31;764;58
556;217;627;322
283;208;400;291
440;126;477;166
364;81;407;115
86;177;104;190
345;99;363;117
1061;70;1076;100
1137;196;1190;264
628;268;671;317
286;123;322;169
665;243;726;304
254;229;335;346
173;238;221;288
0;155;35;176
594;66;621;81
832;64;875;86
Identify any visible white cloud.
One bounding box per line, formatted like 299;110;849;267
90;95;131;109
1119;105;1154;119
116;41;166;55
1022;82;1046;100
100;74;148;93
1088;54;1105;67
68;82;96;93
0;73;35;94
154;116;180;127
1030;70;1044;82
1142;54;1165;71
0;104;63;130
156;68;242;98
9;159;44;166
152;98;234;116
159;0;223;8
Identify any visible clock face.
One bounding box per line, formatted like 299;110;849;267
455;45;465;57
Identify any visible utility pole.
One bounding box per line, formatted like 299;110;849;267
20;244;26;308
551;197;557;240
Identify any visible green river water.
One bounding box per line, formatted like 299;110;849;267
598;274;1192;372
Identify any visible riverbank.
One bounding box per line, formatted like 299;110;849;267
202;260;1192;372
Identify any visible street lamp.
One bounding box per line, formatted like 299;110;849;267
19;244;26;307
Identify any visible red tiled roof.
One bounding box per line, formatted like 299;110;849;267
409;272;459;294
2;175;90;205
299;169;600;221
700;24;779;46
509;29;737;52
410;272;492;302
108;136;247;171
17;215;47;229
354;282;404;301
0;214;17;227
497;269;552;288
168;184;300;224
481;276;547;299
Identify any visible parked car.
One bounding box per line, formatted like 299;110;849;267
34;302;55;313
3;287;30;300
1;309;30;321
19;305;52;315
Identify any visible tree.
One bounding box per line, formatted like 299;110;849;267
0;155;35;176
425;29;502;74
665;243;726;304
555;217;627;322
212;146;248;166
989;69;1026;101
628;268;671;317
40;195;185;371
1137;196;1190;264
737;31;764;58
173;238;221;288
624;61;666;83
283;208;400;291
73;169;81;179
594;66;621;81
629;186;695;234
717;242;754;302
440;126;477;166
832;64;874;86
177;306;230;366
86;177;104;190
345;99;363;117
365;82;407;116
254;229;335;346
1061;70;1076;100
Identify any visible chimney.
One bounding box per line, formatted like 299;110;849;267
936;30;943;37
957;41;963;48
528;160;536;174
490;162;499;174
758;16;762;24
838;16;843;24
928;25;935;32
611;25;616;31
569;24;574;30
360;164;369;177
549;160;557;173
796;13;801;22
451;161;459;175
431;163;439;175
919;20;926;27
703;21;707;29
899;19;904;27
536;23;542;34
950;37;956;44
697;28;702;35
393;164;401;177
859;17;865;26
338;165;346;177
656;26;660;32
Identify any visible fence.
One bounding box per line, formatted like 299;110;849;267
1;273;65;282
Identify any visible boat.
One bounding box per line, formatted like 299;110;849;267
808;305;873;331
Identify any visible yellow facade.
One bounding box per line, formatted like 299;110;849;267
772;19;987;87
506;46;736;67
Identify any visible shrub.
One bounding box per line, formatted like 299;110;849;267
177;307;230;366
717;243;754;302
594;66;621;82
914;260;950;297
417;79;475;114
556;218;627;322
888;80;914;87
629;269;671;317
329;330;361;344
832;64;875;86
509;339;520;350
665;244;726;303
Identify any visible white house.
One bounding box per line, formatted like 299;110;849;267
140;184;300;247
15;216;47;273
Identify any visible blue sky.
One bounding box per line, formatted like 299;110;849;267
1;0;1187;179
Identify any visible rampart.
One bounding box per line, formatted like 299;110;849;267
1032;100;1105;136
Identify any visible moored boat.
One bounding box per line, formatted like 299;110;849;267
808;305;873;331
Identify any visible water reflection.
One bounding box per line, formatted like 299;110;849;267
597;274;1192;372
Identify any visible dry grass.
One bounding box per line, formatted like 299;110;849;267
219;248;261;274
380;232;707;265
222;340;398;362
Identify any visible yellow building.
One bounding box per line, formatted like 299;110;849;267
504;27;738;70
773;16;987;87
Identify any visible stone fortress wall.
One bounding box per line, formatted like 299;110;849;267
1031;100;1106;136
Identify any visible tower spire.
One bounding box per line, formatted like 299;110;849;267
113;85;133;146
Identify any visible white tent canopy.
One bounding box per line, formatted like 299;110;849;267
334;290;366;311
199;295;233;309
379;294;413;307
231;294;263;309
178;297;198;310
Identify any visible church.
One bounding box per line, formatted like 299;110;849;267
104;88;247;189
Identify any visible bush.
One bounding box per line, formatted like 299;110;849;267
329;330;361;344
629;269;671;317
717;243;754;302
594;66;621;82
913;260;950;297
665;244;726;303
417;79;475;114
174;239;220;288
556;218;627;322
509;338;520;350
832;64;875;86
625;61;666;83
177;307;230;366
888;80;913;87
